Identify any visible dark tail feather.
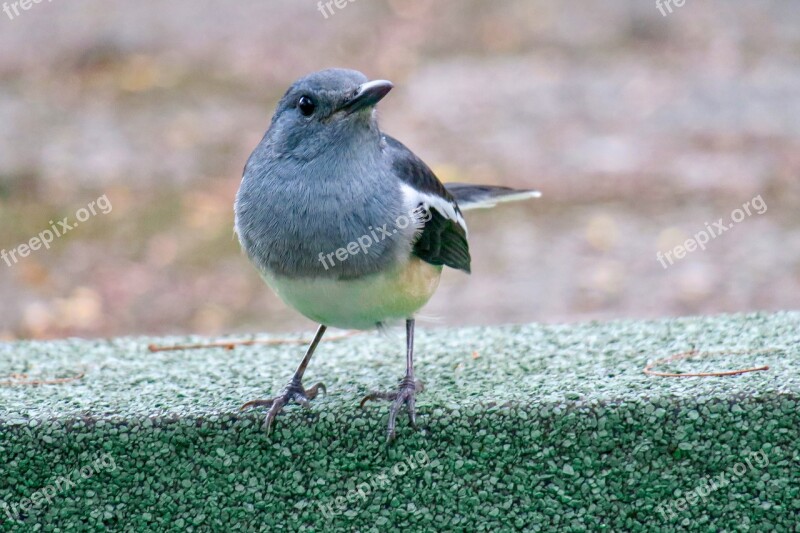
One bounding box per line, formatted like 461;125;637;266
444;183;541;210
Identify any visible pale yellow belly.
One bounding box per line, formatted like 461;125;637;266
262;258;443;330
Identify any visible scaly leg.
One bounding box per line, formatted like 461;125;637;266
361;319;423;442
241;324;327;434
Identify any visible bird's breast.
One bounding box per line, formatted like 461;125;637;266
262;257;442;330
236;163;417;280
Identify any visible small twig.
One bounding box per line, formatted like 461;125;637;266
148;330;362;353
0;369;86;387
644;348;772;378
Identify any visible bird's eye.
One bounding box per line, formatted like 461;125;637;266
297;96;315;117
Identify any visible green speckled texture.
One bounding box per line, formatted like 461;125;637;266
1;312;798;532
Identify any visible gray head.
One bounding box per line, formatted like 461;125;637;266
236;69;411;280
265;68;393;159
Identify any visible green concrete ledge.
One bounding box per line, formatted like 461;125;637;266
1;312;798;532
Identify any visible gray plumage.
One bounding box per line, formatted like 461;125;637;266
233;68;541;440
235;67;538;285
235;69;416;280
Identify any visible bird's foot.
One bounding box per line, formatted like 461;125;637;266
360;376;423;442
240;379;326;435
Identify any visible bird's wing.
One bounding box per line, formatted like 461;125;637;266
384;135;471;274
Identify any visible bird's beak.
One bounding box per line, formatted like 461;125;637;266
341;80;393;114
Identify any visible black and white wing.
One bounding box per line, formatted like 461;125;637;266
384;135;471;274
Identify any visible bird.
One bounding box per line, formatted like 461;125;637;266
234;68;540;441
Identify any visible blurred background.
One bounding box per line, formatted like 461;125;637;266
1;0;798;340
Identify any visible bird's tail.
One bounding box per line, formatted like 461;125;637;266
444;183;541;210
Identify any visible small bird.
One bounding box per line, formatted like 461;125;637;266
235;68;540;441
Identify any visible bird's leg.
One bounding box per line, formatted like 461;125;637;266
241;324;327;434
361;319;423;442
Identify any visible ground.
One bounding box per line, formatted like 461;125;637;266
1;311;798;530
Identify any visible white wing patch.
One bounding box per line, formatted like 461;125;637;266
400;183;468;237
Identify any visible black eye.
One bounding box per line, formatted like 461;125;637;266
297;96;315;116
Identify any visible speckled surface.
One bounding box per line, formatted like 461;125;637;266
1;312;798;532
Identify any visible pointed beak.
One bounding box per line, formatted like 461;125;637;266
341;80;393;114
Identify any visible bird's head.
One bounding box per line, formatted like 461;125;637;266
265;68;393;158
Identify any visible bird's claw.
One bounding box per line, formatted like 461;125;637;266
360;377;423;442
241;380;326;434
